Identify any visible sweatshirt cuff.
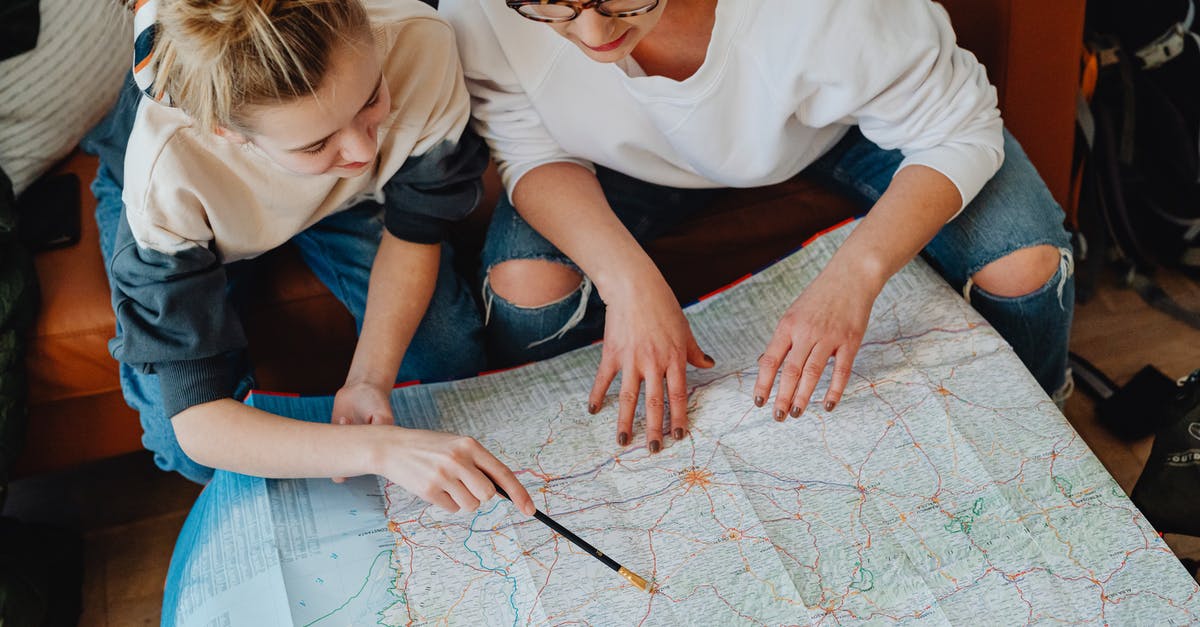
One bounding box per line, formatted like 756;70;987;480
897;141;1004;218
156;355;235;418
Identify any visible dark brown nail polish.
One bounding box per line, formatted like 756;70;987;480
588;403;599;414
774;409;786;422
825;400;836;412
704;353;715;365
618;432;629;446
790;405;802;418
649;440;661;454
673;427;685;440
754;395;765;407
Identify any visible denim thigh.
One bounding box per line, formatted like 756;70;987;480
290;205;486;382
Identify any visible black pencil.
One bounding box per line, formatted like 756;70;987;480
491;481;651;592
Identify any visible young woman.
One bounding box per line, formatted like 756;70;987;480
441;0;1075;451
92;0;533;516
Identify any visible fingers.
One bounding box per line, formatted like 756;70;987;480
588;358;618;416
788;343;835;417
667;362;689;441
368;413;391;426
822;341;860;411
685;334;715;369
643;374;664;453
616;372;639;448
444;479;480;513
428;491;458;513
753;333;792;411
476;453;536;517
459;469;498;510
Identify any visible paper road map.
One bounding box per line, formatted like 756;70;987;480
166;223;1200;626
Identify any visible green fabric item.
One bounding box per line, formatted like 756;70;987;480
0;167;38;509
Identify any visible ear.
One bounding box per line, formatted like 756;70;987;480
214;125;249;144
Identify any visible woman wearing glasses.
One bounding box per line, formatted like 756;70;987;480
440;0;1074;451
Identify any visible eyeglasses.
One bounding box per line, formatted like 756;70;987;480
506;0;660;23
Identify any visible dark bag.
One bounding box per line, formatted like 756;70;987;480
1083;0;1200;277
1129;369;1200;536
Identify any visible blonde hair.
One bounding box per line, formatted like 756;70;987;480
151;0;370;134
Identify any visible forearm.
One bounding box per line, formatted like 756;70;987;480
173;399;388;478
511;163;664;299
345;234;441;389
828;164;962;292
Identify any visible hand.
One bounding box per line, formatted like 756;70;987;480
753;262;877;419
588;276;714;452
331;382;393;483
378;427;536;517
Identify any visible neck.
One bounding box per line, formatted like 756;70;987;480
631;0;718;81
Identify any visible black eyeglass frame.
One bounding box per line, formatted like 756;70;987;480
505;0;661;23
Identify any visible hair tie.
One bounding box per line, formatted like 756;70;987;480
132;0;171;104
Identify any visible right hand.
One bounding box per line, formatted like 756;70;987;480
588;276;714;452
380;427;535;517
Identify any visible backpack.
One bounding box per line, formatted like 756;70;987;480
1075;0;1200;318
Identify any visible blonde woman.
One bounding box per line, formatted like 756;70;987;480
90;0;534;515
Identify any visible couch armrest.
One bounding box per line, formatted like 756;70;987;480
941;0;1086;208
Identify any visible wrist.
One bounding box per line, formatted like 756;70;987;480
829;250;891;295
592;255;668;303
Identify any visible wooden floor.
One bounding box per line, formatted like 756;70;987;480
5;267;1200;625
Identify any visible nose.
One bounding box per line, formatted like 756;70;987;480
569;8;616;46
340;121;377;164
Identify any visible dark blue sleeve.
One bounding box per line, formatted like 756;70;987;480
107;209;247;417
381;128;489;244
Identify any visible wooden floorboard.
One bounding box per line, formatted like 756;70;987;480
5;267;1199;624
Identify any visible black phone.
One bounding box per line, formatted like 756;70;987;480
17;172;82;252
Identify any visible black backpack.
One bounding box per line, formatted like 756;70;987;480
1076;0;1200;320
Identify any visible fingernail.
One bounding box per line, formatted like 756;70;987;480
649;440;661;453
618;432;629;447
774;409;786;422
673;427;685;440
790;405;802;418
825;400;836;412
754;395;765;407
704;353;715;365
588;403;599;414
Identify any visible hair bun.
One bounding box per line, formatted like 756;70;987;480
160;0;277;59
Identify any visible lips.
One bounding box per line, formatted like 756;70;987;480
340;161;369;170
586;30;628;53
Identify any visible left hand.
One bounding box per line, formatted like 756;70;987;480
752;262;878;419
330;381;394;482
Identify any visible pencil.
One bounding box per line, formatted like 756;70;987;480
490;481;651;592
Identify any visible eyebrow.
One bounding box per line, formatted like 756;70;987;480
288;73;385;153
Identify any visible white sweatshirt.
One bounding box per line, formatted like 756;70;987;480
441;0;1004;210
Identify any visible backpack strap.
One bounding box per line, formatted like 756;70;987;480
1134;0;1200;69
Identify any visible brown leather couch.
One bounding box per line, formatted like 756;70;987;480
15;0;1086;475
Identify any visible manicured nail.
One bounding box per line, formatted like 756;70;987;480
754;395;765;407
588;402;599;414
649;440;661;454
790;405;802;418
825;400;836;412
673;427;685;440
774;409;786;422
704;353;715;365
618;432;629;447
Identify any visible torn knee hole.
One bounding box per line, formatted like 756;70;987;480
487;259;584;308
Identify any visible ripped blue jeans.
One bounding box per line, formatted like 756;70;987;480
479;128;1074;397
